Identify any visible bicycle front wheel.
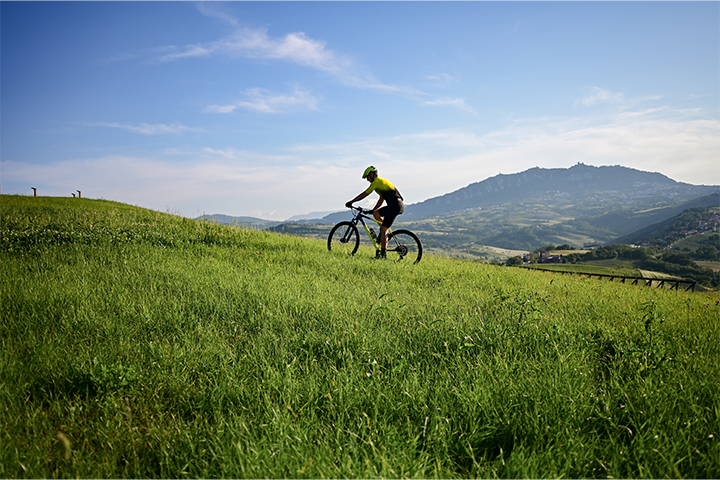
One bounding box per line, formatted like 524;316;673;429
387;229;422;264
327;221;360;256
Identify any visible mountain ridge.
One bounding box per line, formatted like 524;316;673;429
310;163;717;227
402;163;705;220
218;164;718;253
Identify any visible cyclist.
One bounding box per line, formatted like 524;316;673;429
345;166;405;258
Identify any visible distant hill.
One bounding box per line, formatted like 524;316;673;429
402;163;715;221
197;214;281;229
612;193;720;245
269;164;720;252
286;211;337;221
309;163;717;227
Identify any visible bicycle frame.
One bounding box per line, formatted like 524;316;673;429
347;207;389;250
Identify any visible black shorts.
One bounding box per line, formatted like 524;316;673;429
378;200;404;228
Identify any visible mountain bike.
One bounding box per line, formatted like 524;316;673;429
327;206;422;264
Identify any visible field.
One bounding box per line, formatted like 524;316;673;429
674;233;720;273
1;196;719;478
697;261;720;272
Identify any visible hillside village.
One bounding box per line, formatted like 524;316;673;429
631;211;719;248
662;213;719;245
520;209;719;261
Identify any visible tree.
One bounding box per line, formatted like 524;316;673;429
506;256;523;266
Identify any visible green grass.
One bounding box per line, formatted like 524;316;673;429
2;195;719;478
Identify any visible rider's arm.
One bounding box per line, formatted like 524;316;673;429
371;196;384;212
346;191;370;207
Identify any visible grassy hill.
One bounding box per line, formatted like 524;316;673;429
1;195;718;478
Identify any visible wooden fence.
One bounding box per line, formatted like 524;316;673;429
526;268;698;292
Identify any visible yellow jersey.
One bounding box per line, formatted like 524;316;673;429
365;177;404;204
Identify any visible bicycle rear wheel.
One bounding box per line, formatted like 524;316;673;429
327;221;360;256
387;229;422;264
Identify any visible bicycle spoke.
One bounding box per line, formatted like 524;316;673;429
387;230;422;264
327;221;360;256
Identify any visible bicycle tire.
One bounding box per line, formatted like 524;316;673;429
327;221;360;256
387;229;422;264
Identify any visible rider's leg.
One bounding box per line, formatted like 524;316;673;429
379;226;389;250
373;211;386;252
375;203;402;259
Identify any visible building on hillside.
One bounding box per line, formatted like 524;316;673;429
522;252;564;264
539;252;563;264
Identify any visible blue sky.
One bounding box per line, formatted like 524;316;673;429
1;1;718;220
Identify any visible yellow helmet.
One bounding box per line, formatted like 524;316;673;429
362;165;377;179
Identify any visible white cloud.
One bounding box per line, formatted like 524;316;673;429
87;122;202;135
204;87;320;114
425;72;459;87
200;147;293;164
575;87;625;107
615;106;670;120
158;29;347;75
150;7;416;95
203;105;238;114
575;87;665;111
196;2;240;28
420;97;477;115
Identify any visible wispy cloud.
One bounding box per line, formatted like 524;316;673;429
200;147;293;164
149;4;416;95
196;2;240;28
86;122;202;135
426;72;460;88
157;29;346;72
420;97;477;115
575;86;664;110
575;87;625;107
204;86;320;114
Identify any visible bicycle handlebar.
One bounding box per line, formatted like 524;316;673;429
348;205;372;214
